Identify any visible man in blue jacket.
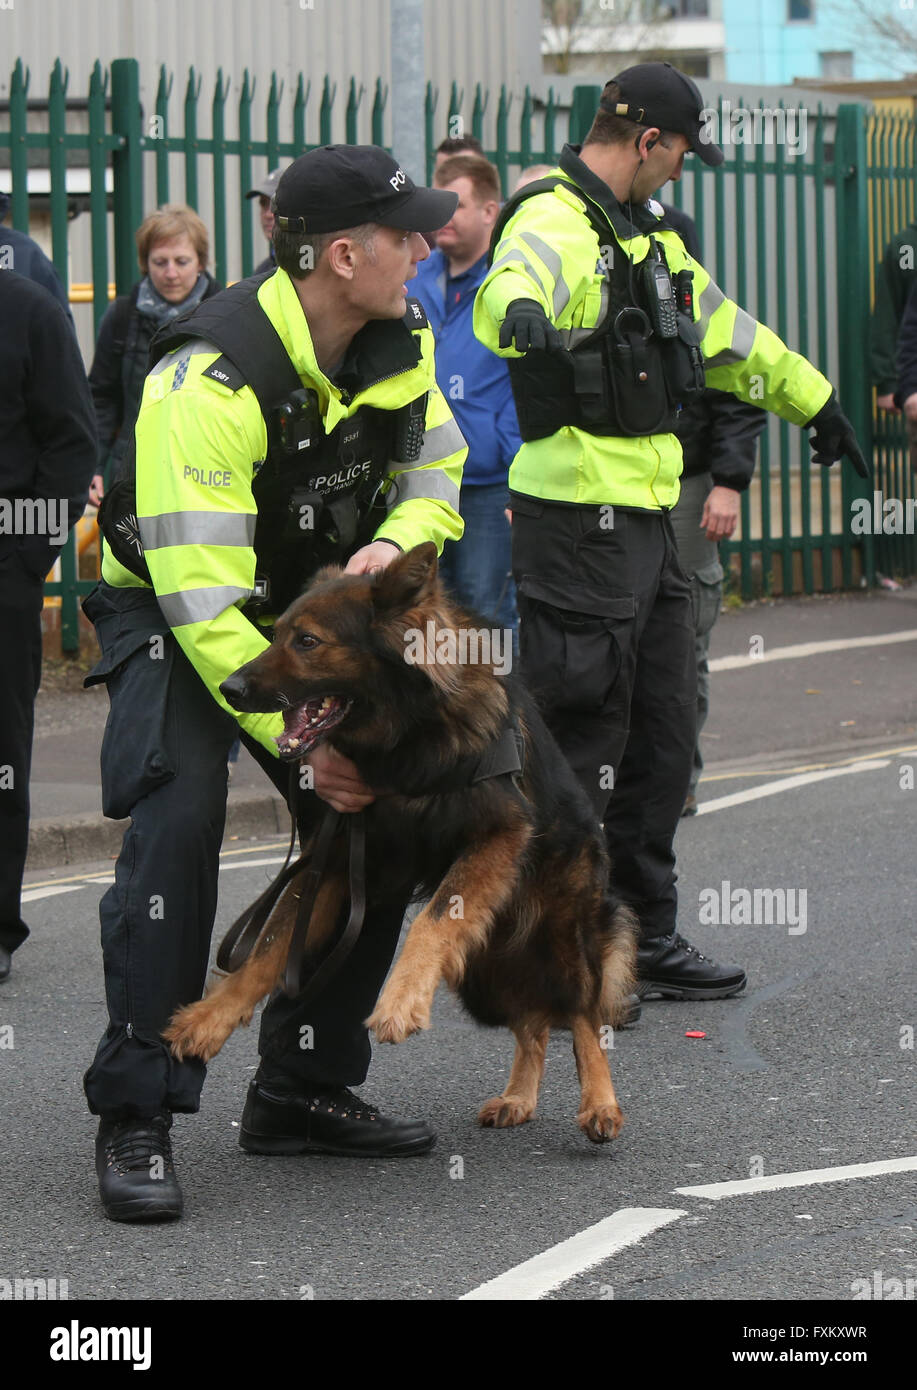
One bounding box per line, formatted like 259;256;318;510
413;154;520;632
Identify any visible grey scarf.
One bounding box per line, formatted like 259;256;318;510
135;271;209;328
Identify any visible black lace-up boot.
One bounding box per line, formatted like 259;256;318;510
240;1080;436;1157
95;1111;183;1222
636;933;746;1000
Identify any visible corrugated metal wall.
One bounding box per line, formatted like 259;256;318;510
2;0;543;358
1;0;542;117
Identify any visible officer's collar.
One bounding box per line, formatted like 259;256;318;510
333;313;422;395
558;143;663;242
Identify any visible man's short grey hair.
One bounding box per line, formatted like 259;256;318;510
272;216;379;281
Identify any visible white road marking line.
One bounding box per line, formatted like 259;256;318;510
710;629;917;672
459;1207;686;1301
217;856;287;872
22;856;289;904
675;1155;917;1201
695;759;889;815
20;884;87;904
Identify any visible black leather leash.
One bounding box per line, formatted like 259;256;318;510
217;766;363;999
217;716;525;1001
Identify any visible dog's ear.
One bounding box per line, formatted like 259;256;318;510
371;542;439;616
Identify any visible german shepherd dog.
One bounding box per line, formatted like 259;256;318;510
164;543;637;1143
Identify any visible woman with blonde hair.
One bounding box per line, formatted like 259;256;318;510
88;205;222;504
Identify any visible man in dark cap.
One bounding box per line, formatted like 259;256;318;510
0;192;73;321
475;64;866;1005
86;146;466;1221
244;167;285;274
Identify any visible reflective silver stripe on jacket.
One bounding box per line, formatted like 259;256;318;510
703;308;759;371
696;280;727;341
140;511;257;551
517;232;569;319
386;466;460;510
414;415;466;469
156;584;252;627
490;246;570;323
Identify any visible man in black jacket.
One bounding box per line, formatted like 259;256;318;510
894;279;917;439
662;204;766;815
0;270;97;981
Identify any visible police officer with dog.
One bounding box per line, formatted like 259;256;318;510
85;146;466;1222
474;63;868;1004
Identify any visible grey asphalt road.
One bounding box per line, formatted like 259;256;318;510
3;742;915;1324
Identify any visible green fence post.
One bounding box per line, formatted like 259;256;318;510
345;78;365;145
183;66;201;209
371;78;387;150
48;59;70;295
110;58;143;295
471;84;487;151
238;71;255;277
543;87;557;164
447;81;463;140
319;76;336;146
87;60;110;335
294;73;310;154
52;59;80;654
495;86;511;201
212;69;229;285
154;66;172;206
568;85;600;145
424;83;437;181
9;59;30;233
834;104;874;589
267;71;283;169
519;86;533;179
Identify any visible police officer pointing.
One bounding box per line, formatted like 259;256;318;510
85;146;465;1221
475;64;867;1002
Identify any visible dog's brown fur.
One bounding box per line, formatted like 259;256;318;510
164;544;637;1143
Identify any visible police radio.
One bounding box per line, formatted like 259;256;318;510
641;256;679;340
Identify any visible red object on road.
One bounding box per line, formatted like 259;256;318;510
685;1030;707;1039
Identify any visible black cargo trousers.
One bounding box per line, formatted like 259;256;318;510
510;496;697;944
81;580;409;1121
0;547;45;957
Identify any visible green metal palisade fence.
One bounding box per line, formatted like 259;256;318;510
1;59;914;646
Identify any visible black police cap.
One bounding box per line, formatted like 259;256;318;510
600;61;724;168
274;145;458;235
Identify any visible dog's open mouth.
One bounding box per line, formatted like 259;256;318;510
275;695;352;759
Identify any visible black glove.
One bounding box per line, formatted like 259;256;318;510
806;393;870;478
498;299;564;354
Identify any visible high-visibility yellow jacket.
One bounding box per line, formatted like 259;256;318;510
101;268;467;755
474;146;832;509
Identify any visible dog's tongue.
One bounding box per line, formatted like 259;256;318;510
275;695;349;758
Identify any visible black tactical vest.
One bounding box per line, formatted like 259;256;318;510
488;177;705;441
98;274;428;618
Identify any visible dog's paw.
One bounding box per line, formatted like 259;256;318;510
478;1094;535;1128
163;1000;242;1062
577;1102;623;1144
366;992;431;1044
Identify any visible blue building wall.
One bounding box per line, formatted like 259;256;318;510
722;0;900;84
